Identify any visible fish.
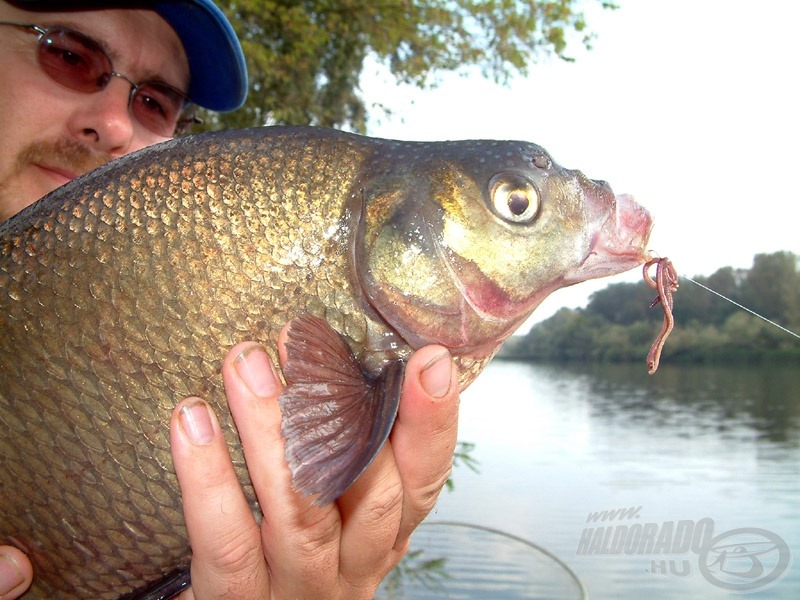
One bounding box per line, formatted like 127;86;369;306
0;125;653;598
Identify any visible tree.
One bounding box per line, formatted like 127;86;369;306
742;252;800;327
585;281;656;325
507;251;800;364
200;0;617;132
672;266;744;326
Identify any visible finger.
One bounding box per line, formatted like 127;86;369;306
335;440;406;591
389;346;460;547
170;394;269;598
0;545;33;599
222;340;342;599
325;346;459;592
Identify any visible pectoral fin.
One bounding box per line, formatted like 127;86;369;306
279;313;404;505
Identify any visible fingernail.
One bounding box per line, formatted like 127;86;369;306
420;351;453;399
234;344;278;398
179;399;215;445
0;553;25;594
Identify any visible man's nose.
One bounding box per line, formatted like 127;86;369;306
65;78;136;156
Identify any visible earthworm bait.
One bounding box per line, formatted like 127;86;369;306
644;257;679;374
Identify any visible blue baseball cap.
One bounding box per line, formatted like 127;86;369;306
8;0;248;111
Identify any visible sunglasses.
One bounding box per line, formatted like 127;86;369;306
1;21;197;137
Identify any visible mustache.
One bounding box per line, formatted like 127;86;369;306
17;138;112;178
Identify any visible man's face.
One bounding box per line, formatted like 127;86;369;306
0;3;190;221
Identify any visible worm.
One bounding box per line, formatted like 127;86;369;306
643;257;679;374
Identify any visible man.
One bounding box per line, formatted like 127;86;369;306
0;0;247;219
0;1;460;598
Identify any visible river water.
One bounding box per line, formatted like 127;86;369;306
378;361;800;599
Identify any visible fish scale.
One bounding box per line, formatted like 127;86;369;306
0;126;652;597
1;128;369;597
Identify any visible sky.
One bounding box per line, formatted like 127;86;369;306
361;0;800;327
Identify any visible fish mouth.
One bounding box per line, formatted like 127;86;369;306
565;193;653;284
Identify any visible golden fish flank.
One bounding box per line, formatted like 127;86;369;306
0;126;652;598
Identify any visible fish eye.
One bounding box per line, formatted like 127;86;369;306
488;174;540;224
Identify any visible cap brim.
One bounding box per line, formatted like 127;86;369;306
155;0;247;112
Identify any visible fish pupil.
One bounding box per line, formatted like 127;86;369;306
508;191;530;215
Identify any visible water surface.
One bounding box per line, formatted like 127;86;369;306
382;361;799;598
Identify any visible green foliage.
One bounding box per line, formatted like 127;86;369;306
742;251;800;329
380;548;450;598
585;281;656;324
194;0;616;133
445;441;480;492
501;251;800;364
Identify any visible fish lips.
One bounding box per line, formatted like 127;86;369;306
565;193;653;283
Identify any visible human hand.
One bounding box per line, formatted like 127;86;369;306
169;336;459;599
0;545;33;599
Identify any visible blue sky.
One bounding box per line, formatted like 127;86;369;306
362;0;799;326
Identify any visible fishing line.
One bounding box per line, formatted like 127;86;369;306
421;521;588;599
684;276;800;341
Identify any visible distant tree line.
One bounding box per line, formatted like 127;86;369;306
500;251;800;364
